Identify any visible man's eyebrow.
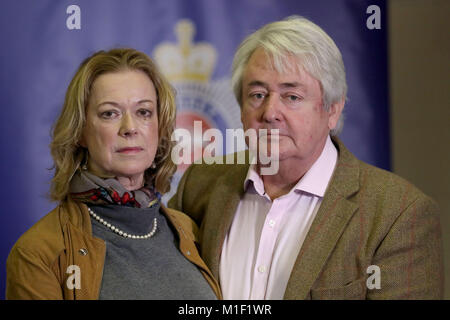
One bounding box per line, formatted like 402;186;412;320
279;82;306;89
246;81;306;90
247;81;269;89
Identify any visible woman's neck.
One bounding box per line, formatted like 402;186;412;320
116;175;145;191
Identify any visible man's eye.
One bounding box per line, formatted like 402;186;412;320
284;94;303;104
251;93;265;100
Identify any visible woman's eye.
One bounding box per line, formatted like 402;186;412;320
138;109;152;118
100;110;118;119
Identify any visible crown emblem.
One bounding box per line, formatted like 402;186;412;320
153;19;217;82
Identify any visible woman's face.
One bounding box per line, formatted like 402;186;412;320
80;69;159;185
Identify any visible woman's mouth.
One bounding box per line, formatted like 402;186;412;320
116;147;143;154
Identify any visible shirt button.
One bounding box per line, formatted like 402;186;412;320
258;265;266;273
268;219;276;227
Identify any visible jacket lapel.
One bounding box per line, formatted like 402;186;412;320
284;138;360;299
62;200;106;299
200;164;249;279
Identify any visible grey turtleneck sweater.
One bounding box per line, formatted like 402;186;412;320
88;202;216;300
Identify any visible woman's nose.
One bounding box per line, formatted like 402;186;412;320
119;113;138;137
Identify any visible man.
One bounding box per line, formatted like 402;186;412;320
168;16;444;299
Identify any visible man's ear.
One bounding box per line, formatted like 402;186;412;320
328;98;345;130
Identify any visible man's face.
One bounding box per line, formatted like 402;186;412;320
240;48;343;167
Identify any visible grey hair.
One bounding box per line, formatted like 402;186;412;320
231;16;347;135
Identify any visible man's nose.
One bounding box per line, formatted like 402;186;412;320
262;94;282;123
119;112;138;137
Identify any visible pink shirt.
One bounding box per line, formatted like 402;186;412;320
220;135;338;299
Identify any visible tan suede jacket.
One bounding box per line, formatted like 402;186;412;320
6;198;222;299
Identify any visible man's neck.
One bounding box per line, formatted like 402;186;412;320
259;137;328;200
260;159;309;200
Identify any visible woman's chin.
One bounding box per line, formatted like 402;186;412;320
112;167;148;179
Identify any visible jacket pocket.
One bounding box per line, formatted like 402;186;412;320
310;277;367;300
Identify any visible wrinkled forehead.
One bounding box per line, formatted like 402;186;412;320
241;46;324;101
251;47;311;76
245;47;317;82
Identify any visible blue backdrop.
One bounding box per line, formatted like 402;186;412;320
0;0;388;299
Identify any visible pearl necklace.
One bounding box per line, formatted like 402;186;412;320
87;207;157;239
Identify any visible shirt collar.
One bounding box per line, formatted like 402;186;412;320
244;135;338;198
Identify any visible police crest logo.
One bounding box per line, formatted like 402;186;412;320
154;19;242;202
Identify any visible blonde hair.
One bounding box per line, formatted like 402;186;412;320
50;48;177;201
232;16;347;135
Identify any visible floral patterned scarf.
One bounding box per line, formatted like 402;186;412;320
69;170;160;208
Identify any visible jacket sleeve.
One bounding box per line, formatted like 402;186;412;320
368;196;444;299
6;246;63;300
168;163;195;212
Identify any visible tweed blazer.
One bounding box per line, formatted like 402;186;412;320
168;137;444;299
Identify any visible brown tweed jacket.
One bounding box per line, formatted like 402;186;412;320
168;137;444;299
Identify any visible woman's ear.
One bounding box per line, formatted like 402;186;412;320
78;135;87;148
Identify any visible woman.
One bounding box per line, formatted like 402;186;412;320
6;48;221;300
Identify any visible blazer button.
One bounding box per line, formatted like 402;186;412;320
79;248;88;256
186;250;191;256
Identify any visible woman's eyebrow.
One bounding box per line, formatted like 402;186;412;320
136;99;155;105
96;99;155;108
